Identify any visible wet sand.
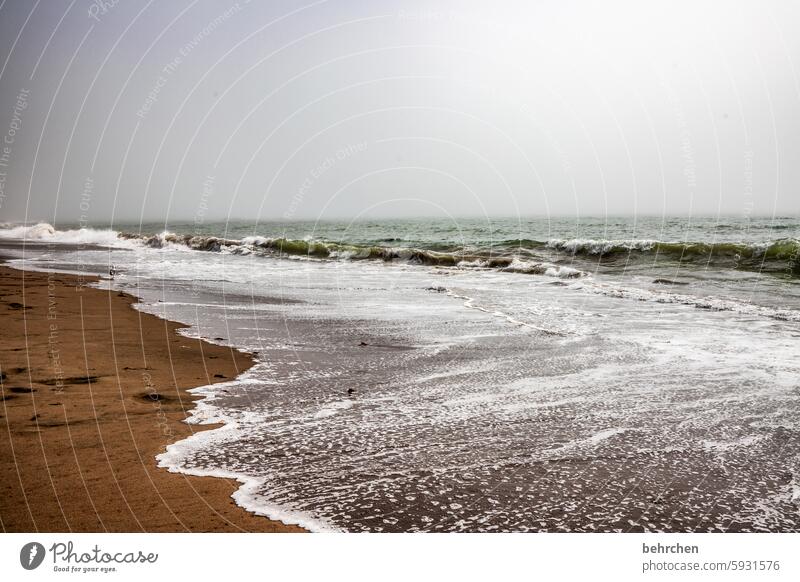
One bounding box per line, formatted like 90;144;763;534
0;264;303;532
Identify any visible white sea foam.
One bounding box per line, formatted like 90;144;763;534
543;427;630;458
572;279;800;323
156;379;340;532
0;222;127;247
0;223;56;238
445;287;569;335
312;400;355;419
8;222;800;532
502;258;587;278
547;238;659;254
702;435;764;452
457;257;588;279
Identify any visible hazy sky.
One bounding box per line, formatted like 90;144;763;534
0;0;798;225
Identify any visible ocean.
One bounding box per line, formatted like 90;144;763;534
2;215;799;532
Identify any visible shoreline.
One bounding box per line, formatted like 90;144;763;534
0;263;304;532
156;381;338;533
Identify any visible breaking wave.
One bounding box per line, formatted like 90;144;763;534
115;230;589;279
2;223;798;278
505;237;799;275
544;237;800;263
131;231;800;276
0;222;126;247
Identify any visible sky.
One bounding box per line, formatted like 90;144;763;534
0;0;798;225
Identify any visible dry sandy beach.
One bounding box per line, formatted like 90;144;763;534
0;264;302;532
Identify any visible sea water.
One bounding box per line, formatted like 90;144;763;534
2;215;799;531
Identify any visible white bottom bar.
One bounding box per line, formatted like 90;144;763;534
1;533;798;581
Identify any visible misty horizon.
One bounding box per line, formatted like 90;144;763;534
1;0;798;224
8;211;799;228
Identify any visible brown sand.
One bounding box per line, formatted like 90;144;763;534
0;265;303;532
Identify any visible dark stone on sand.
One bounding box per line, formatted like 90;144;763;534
359;341;368;346
214;337;225;341
138;391;173;403
40;375;99;385
213;373;226;378
8;302;31;309
9;386;36;393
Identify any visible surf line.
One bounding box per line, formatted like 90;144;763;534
443;289;567;336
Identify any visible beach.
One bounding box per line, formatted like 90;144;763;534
0;263;302;532
0;219;798;532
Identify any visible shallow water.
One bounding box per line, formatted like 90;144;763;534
2;216;799;531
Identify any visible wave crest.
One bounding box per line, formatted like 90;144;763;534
0;222;123;246
2;223;797;278
546;237;800;261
